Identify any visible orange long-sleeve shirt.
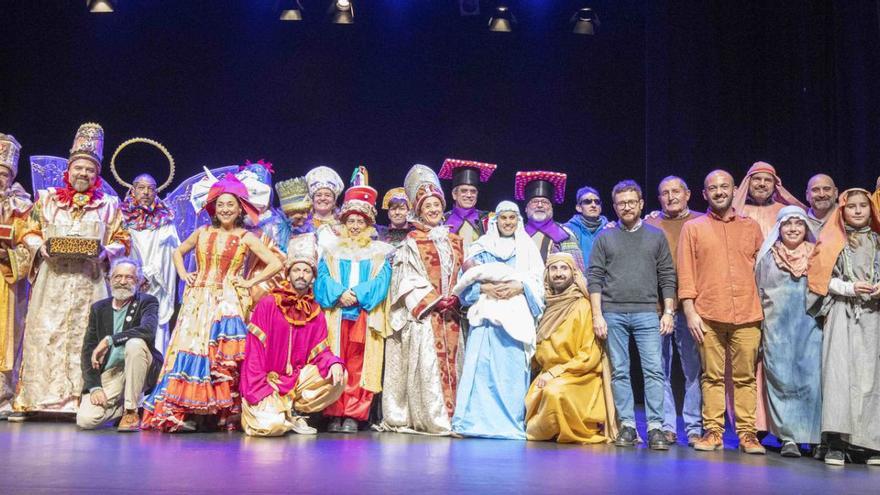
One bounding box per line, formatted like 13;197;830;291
677;208;764;325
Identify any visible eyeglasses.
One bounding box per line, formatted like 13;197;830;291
614;200;640;209
579;198;601;206
529;198;552;207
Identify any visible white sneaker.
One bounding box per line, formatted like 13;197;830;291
867;456;880;466
289;416;317;435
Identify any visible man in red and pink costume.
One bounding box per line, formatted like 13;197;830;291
239;234;345;437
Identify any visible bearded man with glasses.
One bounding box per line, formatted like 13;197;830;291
587;179;677;451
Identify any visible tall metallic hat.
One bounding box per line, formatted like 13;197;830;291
305;165;344;199
339;166;378;224
275;176;312;213
69;122;105;168
404;164;445;213
0;133;22;178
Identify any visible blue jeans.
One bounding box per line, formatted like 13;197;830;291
604;311;665;432
661;312;703;437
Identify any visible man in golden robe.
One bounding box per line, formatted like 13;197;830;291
525;252;616;444
0;133;34;420
11;123;130;419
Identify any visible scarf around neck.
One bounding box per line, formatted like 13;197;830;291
770;240;814;278
270;281;321;326
121;194;175;231
446;205;479;232
55;171;105;208
525;217;568;243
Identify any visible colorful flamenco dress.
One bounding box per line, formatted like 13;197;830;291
142;228;253;432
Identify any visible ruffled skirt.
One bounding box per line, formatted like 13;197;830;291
142;283;249;432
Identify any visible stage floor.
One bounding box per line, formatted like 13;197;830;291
0;420;874;494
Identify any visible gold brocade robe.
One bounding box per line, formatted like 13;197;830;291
13;190;130;413
525;297;617;444
0;186;33;412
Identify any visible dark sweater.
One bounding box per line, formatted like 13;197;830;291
587;222;677;313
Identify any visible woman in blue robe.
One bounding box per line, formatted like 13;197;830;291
755;205;822;457
451;201;545;439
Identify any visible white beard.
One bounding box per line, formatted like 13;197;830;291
111;286;135;301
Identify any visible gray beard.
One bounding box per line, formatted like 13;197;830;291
111;286;135;301
72;179;91;192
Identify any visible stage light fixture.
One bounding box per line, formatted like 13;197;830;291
279;0;304;21
571;7;599;35
488;5;516;32
330;0;354;24
87;0;114;13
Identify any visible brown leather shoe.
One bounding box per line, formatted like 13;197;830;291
738;432;766;455
117;411;141;432
663;430;677;444
693;430;724;451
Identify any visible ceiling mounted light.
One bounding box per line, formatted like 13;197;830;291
330;0;354;24
87;0;114;13
488;5;515;32
279;0;304;21
571;7;599;35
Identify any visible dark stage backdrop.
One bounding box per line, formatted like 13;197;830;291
0;0;646;216
3;1;877;214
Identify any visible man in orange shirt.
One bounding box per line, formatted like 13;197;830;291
677;169;766;455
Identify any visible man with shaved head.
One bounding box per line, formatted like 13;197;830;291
805;174;838;233
120;173;180;355
677;170;766;455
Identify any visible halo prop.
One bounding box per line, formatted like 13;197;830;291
110;137;175;192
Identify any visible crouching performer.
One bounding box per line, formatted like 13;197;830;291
240;236;346;437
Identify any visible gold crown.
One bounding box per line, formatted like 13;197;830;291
276;177;312;212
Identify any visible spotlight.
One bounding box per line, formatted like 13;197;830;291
279;0;304;21
330;0;354;24
87;0;114;13
571;7;599;35
488;5;516;32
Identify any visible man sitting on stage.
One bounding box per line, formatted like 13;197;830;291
77;258;162;431
526;253;616;444
240;236;345;437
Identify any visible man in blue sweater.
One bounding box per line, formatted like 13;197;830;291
587;180;677;451
564;186;608;261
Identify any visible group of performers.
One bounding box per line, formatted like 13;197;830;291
1;123;879;468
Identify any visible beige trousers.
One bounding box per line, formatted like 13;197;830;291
76;338;153;429
242;364;344;437
698;320;761;435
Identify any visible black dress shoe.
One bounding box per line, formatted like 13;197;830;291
614;426;638;447
648;428;671;451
